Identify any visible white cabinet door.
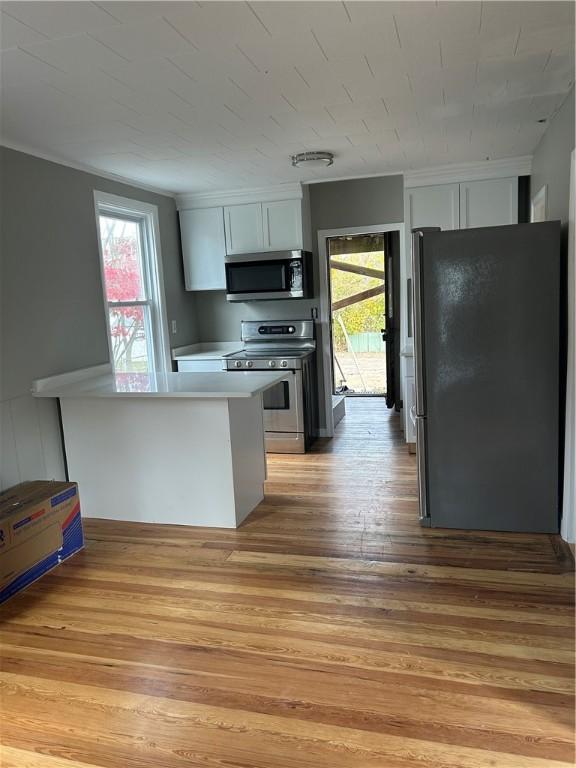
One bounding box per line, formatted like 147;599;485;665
405;183;460;232
263;200;302;251
179;207;226;291
224;203;264;254
459;177;518;228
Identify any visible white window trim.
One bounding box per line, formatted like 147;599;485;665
93;190;171;374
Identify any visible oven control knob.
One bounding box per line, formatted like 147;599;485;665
280;360;288;368
233;360;242;368
268;360;276;368
245;360;253;368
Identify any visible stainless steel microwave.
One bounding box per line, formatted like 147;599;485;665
225;250;312;302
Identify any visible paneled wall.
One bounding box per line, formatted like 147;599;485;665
1;396;65;490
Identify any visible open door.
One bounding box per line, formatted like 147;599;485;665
383;231;401;410
328;234;387;396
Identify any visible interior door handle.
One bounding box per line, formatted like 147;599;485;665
381;328;387;341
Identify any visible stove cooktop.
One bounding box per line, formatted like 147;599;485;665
224;347;314;370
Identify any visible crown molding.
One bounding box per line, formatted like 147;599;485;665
176;182;303;210
404;156;533;188
0;139;176;199
304;169;404;185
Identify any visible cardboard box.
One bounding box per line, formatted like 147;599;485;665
0;480;83;604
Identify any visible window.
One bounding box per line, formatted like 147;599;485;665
94;192;170;374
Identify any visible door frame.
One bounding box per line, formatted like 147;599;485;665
317;222;405;437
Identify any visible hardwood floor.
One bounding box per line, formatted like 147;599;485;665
1;398;574;768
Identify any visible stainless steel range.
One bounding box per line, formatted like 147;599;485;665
224;320;317;454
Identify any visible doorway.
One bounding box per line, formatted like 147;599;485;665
328;234;386;397
317;223;407;437
318;223;404;437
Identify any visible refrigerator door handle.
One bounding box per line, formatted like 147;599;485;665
411;227;441;416
412;230;426;416
416;417;430;525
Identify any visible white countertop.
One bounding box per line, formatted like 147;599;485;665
172;342;243;361
33;370;287;399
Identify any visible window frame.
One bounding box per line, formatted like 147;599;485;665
93;191;171;375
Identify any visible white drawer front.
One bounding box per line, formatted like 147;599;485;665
177;360;224;373
404;375;416;443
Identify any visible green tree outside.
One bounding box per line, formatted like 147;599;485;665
330;251;385;352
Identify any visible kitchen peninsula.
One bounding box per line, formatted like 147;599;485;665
33;365;286;528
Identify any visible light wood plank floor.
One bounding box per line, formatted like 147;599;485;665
1;398;574;768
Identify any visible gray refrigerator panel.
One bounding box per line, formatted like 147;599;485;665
421;221;561;533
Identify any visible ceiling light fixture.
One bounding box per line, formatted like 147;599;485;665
291;151;334;168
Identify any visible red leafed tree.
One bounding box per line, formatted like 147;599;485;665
102;234;145;371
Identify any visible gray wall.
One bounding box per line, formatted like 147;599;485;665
308;175;404;233
194;174;404;429
531;88;575;244
195;294;317;341
0;147;198;490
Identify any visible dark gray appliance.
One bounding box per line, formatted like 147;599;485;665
224;320;317;453
412;221;561;533
225;250;312;302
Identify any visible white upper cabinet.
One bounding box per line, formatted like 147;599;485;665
179;207;226;291
459;178;518;229
225;199;304;254
224;203;264;255
177;185;310;289
405;183;460;233
406;178;519;233
263;199;303;251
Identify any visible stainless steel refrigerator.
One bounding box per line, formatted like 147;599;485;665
412;221;561;533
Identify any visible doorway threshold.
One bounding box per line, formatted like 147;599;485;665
340;392;387;398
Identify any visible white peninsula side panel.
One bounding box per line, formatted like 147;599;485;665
59;395;266;528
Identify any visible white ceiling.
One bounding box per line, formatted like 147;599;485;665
1;1;574;194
